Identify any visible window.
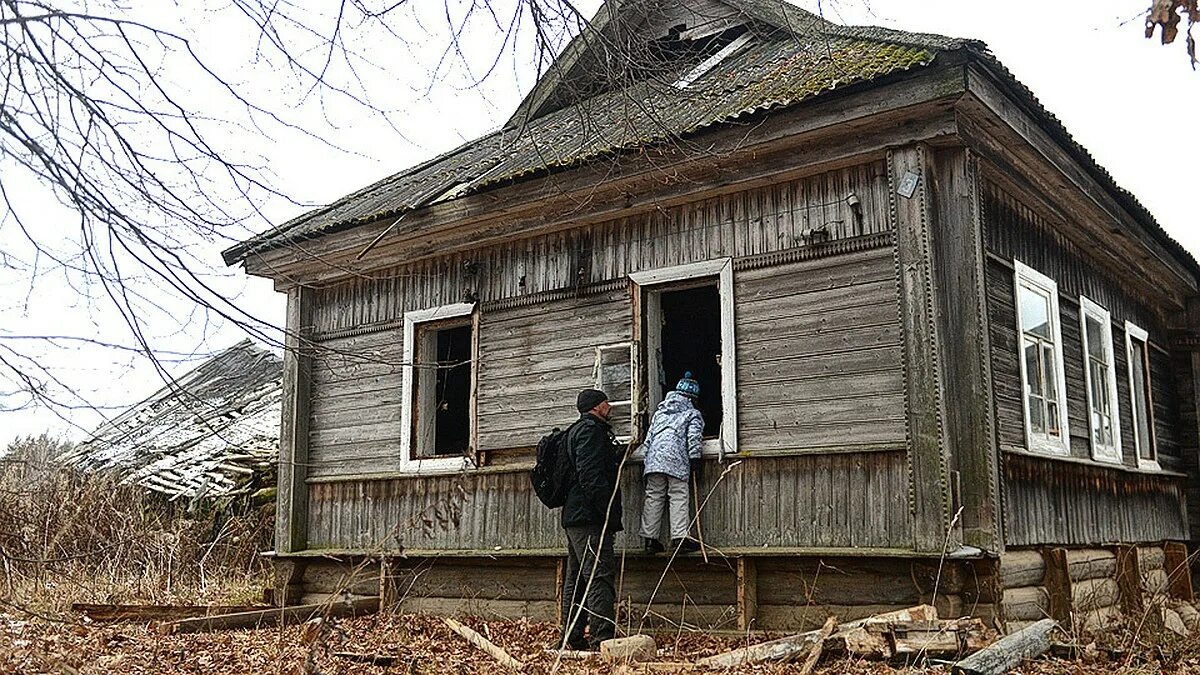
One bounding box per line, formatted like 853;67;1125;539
1079;297;1121;463
629;258;737;456
400;302;475;473
1125;322;1157;469
1013;261;1070;455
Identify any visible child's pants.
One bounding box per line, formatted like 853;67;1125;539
639;472;690;540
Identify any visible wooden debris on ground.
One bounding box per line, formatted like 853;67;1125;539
697;604;992;667
952;618;1057;675
443;616;526;672
161;597;379;634
798;616;838;675
72;603;267;623
835;615;992;660
698;604;940;668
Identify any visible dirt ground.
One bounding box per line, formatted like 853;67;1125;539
3;612;1200;674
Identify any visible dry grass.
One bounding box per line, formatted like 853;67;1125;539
0;435;273;616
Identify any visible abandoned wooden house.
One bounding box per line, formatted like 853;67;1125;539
224;0;1200;632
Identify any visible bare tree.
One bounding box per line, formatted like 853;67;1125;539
0;0;591;432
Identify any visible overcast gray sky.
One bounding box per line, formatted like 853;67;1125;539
1;0;1195;445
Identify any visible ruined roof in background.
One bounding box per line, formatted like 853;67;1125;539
59;340;281;500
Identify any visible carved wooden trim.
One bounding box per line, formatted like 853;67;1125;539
732;231;895;272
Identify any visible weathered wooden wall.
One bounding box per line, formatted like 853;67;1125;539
1002;454;1187;545
734;244;905;453
983;183;1182;468
981;180;1191;546
302;161;891;475
476;287;632;451
306;451;912;552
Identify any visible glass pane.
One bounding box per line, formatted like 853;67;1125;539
1131;340;1153;459
1046;400;1061;438
1086;316;1106;361
1042;344;1058;403
1028;394;1046;434
1019;286;1052;339
1023;339;1043;397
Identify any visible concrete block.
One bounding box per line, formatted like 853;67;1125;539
601;634;657;662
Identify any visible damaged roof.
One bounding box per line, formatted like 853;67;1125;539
223;0;967;263
221;0;1199;282
59;340;281;500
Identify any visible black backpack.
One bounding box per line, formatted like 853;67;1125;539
531;422;577;508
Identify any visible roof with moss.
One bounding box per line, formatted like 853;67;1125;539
222;0;1197;281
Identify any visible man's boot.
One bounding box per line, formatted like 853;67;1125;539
643;537;665;555
672;537;701;553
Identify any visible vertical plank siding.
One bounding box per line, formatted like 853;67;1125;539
734;246;905;452
306;451;912;551
981;181;1189;546
1002;454;1186;546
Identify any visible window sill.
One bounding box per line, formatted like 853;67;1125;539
1002;445;1186;478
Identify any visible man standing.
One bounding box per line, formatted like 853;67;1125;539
639;372;704;554
560;388;623;651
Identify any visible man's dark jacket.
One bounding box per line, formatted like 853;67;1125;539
561;413;623;532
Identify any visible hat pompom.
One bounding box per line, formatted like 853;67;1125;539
675;372;700;399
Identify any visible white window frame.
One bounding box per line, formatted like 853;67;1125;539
398;302;476;474
1078;297;1121;463
1125;321;1159;470
629;258;737;457
593;342;639;445
1013;260;1071;456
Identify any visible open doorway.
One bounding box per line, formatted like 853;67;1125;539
647;282;723;438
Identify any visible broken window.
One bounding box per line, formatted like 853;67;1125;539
1014;261;1070;455
1079;297;1120;463
400;302;476;472
1126;321;1157;469
413;320;473;458
631;258;737;455
652;283;723;437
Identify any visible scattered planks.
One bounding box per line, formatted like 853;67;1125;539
798;616;838;675
699;605;940;668
443;617;526;672
952;618;1057;675
161;597;379;634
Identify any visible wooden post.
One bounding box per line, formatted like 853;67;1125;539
1114;544;1143;615
889;144;953;553
737;557;758;632
1042;548;1072;628
277;285;313;554
927;146;1000;552
272;559;307;607
379;556;398;612
1164;541;1194;601
555;557;565;628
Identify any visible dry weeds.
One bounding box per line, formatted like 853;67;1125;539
0;435;273;616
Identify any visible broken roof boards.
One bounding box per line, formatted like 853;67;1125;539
61;340;281;500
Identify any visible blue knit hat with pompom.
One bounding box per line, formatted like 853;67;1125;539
675;372;700;399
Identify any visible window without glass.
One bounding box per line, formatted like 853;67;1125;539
400;302;475;473
413;319;473;458
1079;297;1120;462
1126;322;1157;468
1014;261;1070;455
